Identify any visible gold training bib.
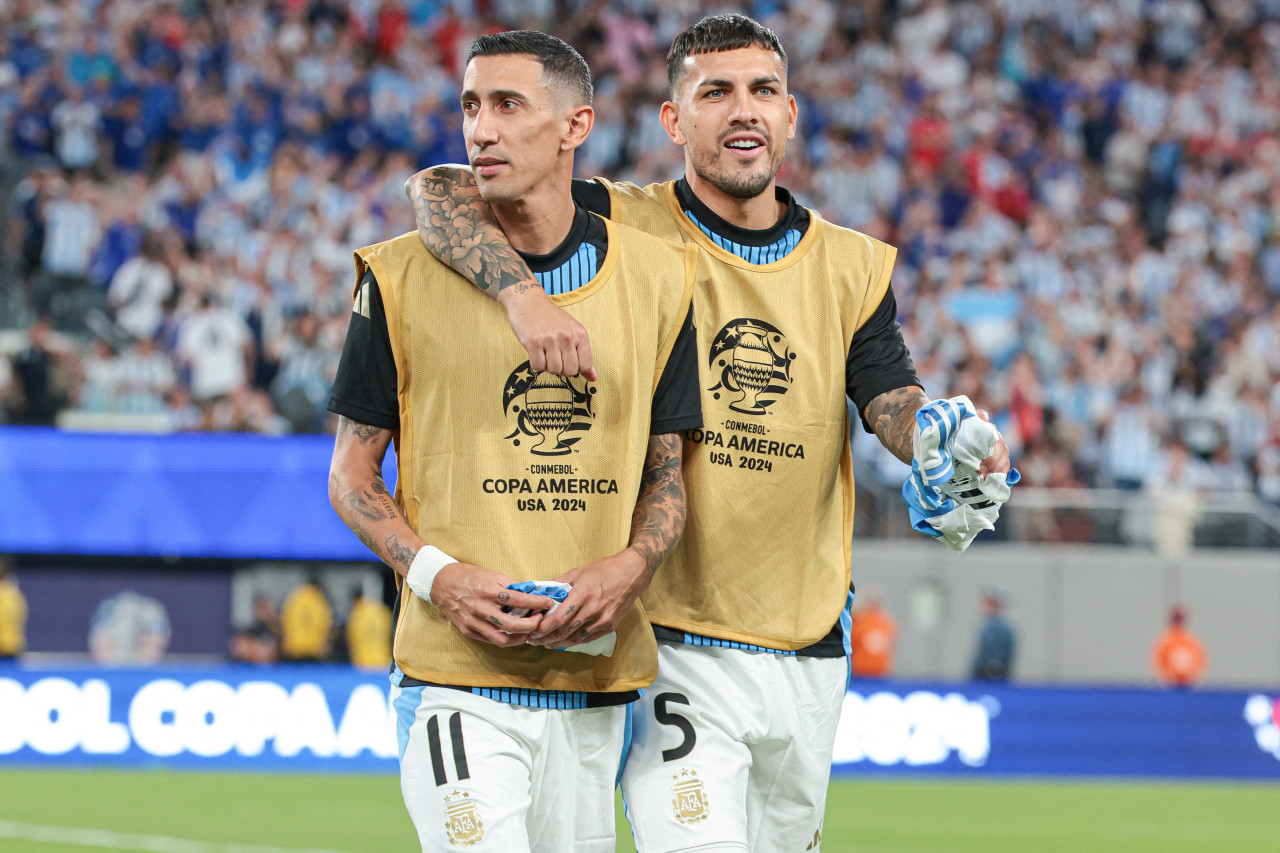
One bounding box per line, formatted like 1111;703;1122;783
596;179;895;649
356;219;697;691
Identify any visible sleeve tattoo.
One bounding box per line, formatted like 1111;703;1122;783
865;386;930;464
407;167;538;299
628;433;686;577
332;416;418;574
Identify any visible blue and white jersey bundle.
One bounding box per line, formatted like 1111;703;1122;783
903;396;1021;552
504;580;617;656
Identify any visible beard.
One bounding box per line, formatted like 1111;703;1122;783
689;138;785;200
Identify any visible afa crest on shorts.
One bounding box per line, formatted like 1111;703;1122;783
502;362;595;456
707;318;795;415
670;768;709;824
443;790;484;846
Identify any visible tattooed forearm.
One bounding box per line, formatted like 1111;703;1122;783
348;490;384;522
865;385;930;464
628;433;686;577
368;480;400;518
347;481;403;523
406;167;538;299
330;417;424;579
384;534;417;574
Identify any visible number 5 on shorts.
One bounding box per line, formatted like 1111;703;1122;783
654;693;696;762
427;711;470;786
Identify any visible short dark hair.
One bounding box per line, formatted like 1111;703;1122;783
466;30;593;106
666;14;788;93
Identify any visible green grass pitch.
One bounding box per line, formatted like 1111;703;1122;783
0;769;1277;852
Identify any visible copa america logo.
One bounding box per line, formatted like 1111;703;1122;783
1244;694;1280;760
502;362;595;455
706;318;795;415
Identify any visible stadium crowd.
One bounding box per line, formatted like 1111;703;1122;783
1;0;1279;508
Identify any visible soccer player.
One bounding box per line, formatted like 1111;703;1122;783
327;31;702;852
404;16;1012;851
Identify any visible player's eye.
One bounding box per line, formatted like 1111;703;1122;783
501;99;519;110
756;86;776;96
461;100;478;112
706;89;725;99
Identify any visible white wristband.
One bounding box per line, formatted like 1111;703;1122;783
405;545;456;603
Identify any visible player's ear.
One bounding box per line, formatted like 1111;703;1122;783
660;101;686;146
562;104;594;151
786;93;797;141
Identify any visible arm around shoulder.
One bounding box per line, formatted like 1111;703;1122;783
404;165;595;379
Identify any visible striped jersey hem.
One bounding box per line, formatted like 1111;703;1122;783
684;211;804;265
468;686;589;709
679;630;797;656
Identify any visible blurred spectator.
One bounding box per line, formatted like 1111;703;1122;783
5;162;56;299
1152;604;1207;688
1101;386;1162;490
50;86;100;170
848;585;896;680
1147;439;1206;556
37;173;100;328
270;311;337;433
116;335;178;415
231;596;281;664
78;336;121;412
970;585;1016;682
107;231;174;342
100;94;151;174
0;558;27;660
279;578;333;662
10;319;75;424
345;590;392;670
175;291;253;408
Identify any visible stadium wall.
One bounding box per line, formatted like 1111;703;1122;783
851;541;1280;688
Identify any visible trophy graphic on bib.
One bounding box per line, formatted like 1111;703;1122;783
707;318;793;416
523;372;576;454
504;361;596;455
729;325;776;414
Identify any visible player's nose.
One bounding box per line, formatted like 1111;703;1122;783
470;106;500;146
727;90;758;124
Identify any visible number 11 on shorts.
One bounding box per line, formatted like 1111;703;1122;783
427;711;470;786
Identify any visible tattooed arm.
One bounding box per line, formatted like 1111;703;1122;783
864;385;930;465
531;433;687;648
406;166;595;379
864;386;1012;475
328;416;544;645
328;416;423;575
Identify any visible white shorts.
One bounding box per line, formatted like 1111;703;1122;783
394;685;627;852
620;643;847;853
